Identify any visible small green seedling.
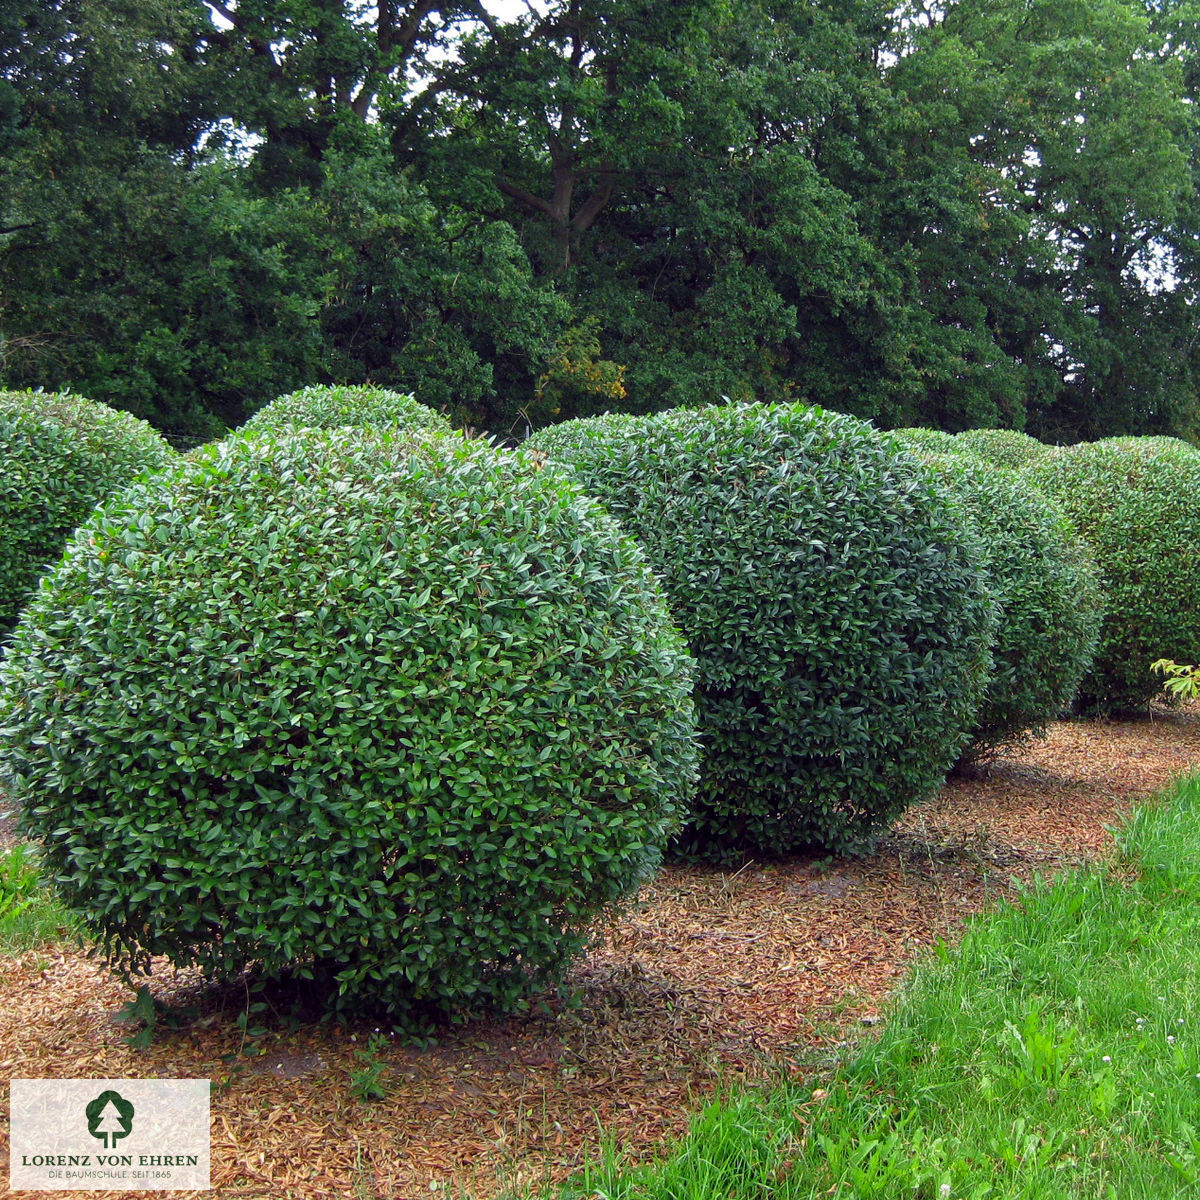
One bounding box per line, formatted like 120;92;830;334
349;1033;391;1103
1152;659;1200;701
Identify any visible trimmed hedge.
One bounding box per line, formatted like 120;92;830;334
242;384;451;435
0;389;177;635
0;428;698;1026
1091;435;1199;457
527;402;997;859
888;427;964;457
897;449;1102;758
1023;439;1200;711
953;427;1052;469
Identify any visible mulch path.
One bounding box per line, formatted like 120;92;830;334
3;706;1199;1200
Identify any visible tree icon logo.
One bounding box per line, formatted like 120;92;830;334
85;1090;135;1149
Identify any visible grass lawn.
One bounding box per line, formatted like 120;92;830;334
0;843;78;954
548;773;1200;1200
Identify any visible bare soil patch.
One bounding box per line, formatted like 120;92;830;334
3;707;1199;1199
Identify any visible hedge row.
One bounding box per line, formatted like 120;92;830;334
891;425;1200;715
1;388;1194;1028
1023;438;1200;711
241;384;452;437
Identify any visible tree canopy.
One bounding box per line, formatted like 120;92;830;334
1;0;1197;442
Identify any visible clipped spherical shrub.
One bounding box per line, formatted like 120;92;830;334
0;428;698;1026
901;451;1102;759
242;384;451;436
1023;439;1200;711
527;402;998;859
952;427;1052;469
0;389;177;635
887;427;965;457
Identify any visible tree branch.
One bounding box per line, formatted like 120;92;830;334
570;170;617;233
393;0;444;56
466;0;500;37
351;0;444;119
495;175;557;219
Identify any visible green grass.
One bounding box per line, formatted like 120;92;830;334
0;842;80;952
539;773;1200;1200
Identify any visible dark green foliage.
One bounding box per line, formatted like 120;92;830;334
888;0;1198;444
241;384;451;435
6;1;1200;444
0;428;698;1026
952;428;1054;469
0;389;177;635
1023;440;1200;712
0;155;339;441
899;450;1102;759
311;147;575;435
527;402;997;859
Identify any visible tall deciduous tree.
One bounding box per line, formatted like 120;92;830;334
0;0;289;436
4;0;1198;440
393;0;736;274
888;0;1199;438
400;0;909;420
0;0;568;436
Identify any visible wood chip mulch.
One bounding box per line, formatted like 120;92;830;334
3;705;1199;1200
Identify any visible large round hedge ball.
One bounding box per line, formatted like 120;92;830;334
0;428;698;1025
242;384;450;435
902;451;1102;759
0;389;177;635
527;402;998;859
1023;439;1200;711
952;427;1052;469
